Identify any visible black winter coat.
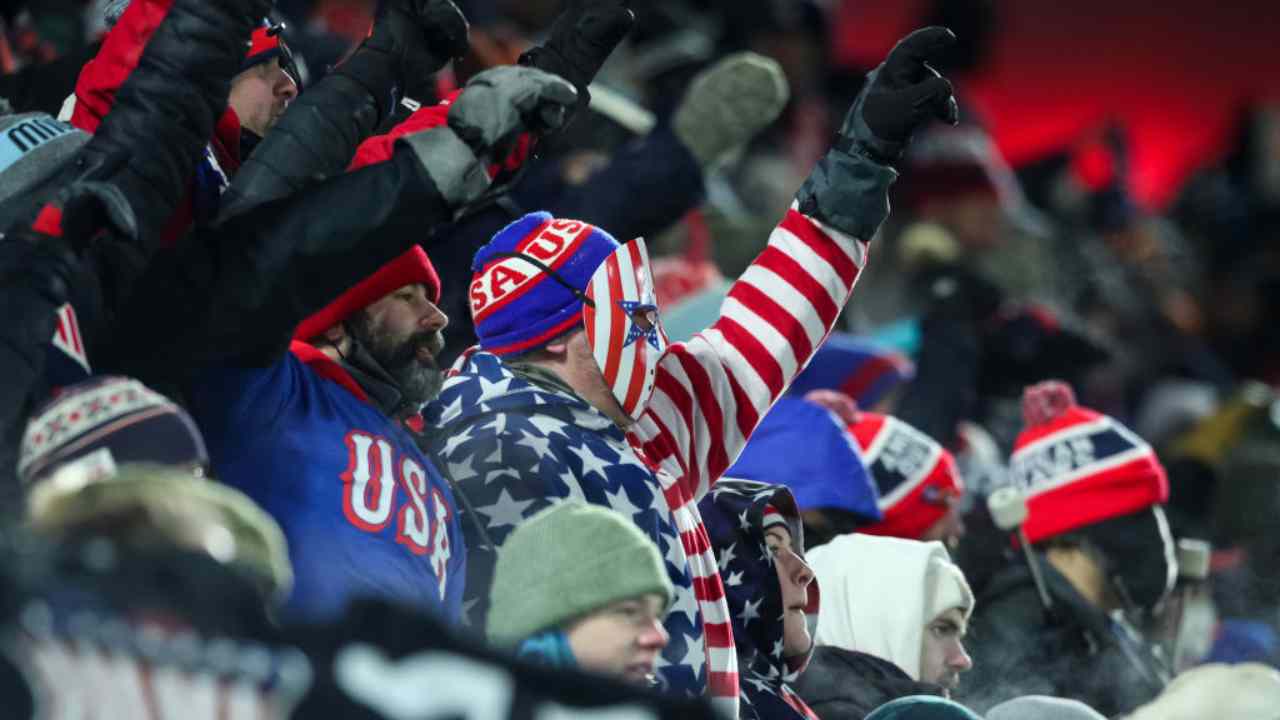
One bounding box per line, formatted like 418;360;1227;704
792;647;945;720
0;0;267;492
957;559;1166;716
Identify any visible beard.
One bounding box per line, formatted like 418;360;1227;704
347;311;446;406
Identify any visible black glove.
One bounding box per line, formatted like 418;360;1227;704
373;0;470;79
846;26;959;164
398;66;577;208
794;27;958;239
340;0;470;114
518;0;634;111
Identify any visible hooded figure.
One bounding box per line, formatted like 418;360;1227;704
959;381;1175;716
795;534;974;719
699;480;819;720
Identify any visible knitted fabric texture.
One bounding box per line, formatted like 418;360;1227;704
19;376;207;485
487;501;673;646
293;246;440;341
470;212;620;356
1009;380;1168;543
848;412;963;540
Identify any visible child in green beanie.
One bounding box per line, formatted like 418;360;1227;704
487;501;674;685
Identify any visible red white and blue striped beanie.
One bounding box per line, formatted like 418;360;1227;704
470;211;621;356
1010;380;1168;544
848;412;964;540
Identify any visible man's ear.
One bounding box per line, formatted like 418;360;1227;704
542;337;572;356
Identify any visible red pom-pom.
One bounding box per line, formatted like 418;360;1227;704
1022;380;1076;427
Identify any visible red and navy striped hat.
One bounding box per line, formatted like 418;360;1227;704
470;211;621;356
1009;380;1168;544
847;412;964;540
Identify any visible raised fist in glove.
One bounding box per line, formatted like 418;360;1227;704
795;27;958;240
398;66;577;209
359;0;470;86
519;0;635;111
845;26;959;164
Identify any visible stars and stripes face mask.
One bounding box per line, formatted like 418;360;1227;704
583;239;669;421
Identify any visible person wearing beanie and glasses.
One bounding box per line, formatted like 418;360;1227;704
958;381;1176;716
796;533;974;719
426;28;959;712
487;502;673;684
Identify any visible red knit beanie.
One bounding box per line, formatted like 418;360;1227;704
293;246;440;341
1010;380;1168;543
847;412;964;540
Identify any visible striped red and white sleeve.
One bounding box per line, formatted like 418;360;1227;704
628;204;870;502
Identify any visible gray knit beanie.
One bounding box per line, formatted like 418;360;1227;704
487;502;675;647
987;695;1105;720
0;110;89;207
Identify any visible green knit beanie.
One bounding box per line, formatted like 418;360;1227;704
487;501;674;646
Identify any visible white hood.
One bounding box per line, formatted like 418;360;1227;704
806;533;970;681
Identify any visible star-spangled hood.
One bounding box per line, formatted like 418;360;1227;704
699;480;819;720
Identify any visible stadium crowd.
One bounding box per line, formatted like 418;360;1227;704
1;0;1279;718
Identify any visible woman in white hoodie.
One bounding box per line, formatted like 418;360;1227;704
793;534;976;720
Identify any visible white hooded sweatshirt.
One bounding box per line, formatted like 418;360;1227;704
806;533;973;681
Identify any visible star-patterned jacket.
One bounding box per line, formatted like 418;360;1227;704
700;480;820;720
425;206;871;718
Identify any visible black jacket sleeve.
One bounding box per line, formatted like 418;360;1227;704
0;233;86;502
105;148;451;382
215;55;398;221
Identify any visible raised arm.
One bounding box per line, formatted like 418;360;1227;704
107;67;578;379
217;0;470;220
629;28;960;500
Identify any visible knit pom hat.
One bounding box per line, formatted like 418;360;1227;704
1009;380;1168;544
0;111;89;207
847;412;964;540
470;212;621;356
293;246;440;341
19;376;208;486
487;502;674;646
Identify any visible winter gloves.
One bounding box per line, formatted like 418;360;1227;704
336;0;470;122
851;28;959;165
796;27;958;240
399;66;577;209
518;0;636;115
672;52;790;169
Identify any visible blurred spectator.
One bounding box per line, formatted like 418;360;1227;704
1124;663;1280;720
487;502;673;684
986;695;1105;720
798;533;974;717
961;382;1173;714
